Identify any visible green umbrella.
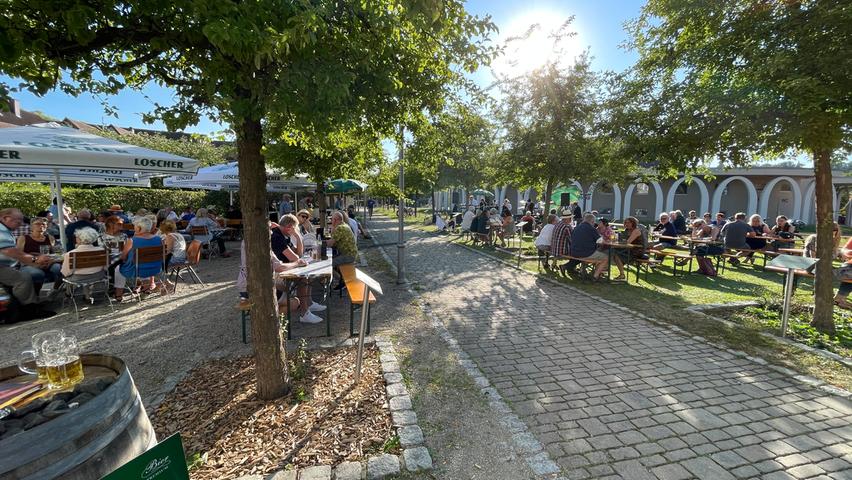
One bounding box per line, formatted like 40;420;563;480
550;185;582;206
327;178;368;194
471;188;494;197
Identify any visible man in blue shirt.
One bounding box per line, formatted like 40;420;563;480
278;195;293;219
367;198;376;219
570;213;609;280
65;208;97;251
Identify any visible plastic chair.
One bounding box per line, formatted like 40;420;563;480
168;240;206;291
62;249;114;320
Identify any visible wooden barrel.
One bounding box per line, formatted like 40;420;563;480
0;354;156;480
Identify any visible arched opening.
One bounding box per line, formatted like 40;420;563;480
758;176;802;222
665;177;709;215
802;181;838;224
711;176;758;217
623;181;663;223
587;182;623;220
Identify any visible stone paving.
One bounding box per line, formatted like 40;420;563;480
369;215;852;479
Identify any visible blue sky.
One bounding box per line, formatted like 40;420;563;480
1;0;646;135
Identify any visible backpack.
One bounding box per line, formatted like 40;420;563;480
697;257;717;276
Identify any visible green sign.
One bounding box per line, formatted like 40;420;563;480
101;433;189;480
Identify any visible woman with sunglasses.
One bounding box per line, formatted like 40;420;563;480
296;209;317;252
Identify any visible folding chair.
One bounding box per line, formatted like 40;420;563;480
121;244;168;302
168;240;206;291
189;226;217;260
62;249;114;320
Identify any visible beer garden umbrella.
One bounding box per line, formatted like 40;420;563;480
0;124;200;247
471;188;493;197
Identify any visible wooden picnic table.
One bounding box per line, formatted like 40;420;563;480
278;258;333;339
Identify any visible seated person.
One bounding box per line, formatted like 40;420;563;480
114;216;164;301
596;217;625;279
497;211;514;247
596;217;615;242
520;211;535;234
720;212;751;264
618;217;649;261
743;214;772;263
60;227;108;302
833;235;852;309
159;220;187;267
0;208;54;314
691;219;724;256
17;216;62;294
189;208;231;257
652;212;678;249
771;215;797;251
461;207;476;232
804;223;841;259
711;212;727;227
535;214;558;256
550;215;574;257
570;213;610;280
671;210;688;235
65;208;98;251
236;235;306;316
474;209;490;244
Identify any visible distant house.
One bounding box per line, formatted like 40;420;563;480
0;99;50;127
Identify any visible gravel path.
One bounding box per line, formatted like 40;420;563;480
1;248;253;408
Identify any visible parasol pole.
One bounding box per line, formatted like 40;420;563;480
53;169;67;250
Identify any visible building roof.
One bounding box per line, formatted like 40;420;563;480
0;99;49;126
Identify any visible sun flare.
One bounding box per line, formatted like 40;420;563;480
492;10;583;79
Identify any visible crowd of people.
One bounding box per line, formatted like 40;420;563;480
451;200;852;303
0;201;238;321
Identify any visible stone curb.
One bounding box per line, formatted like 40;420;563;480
369;229;563;479
452;240;852;399
685;303;852;369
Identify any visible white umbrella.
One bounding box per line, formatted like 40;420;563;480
0;125;200;248
164;161;313;189
0;168;153;187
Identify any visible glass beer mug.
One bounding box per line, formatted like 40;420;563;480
18;329;65;383
41;335;84;389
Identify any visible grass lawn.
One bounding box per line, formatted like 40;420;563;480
433;229;851;390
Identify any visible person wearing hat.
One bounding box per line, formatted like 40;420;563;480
108;205;130;223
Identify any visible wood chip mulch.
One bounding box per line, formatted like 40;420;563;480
151;345;393;479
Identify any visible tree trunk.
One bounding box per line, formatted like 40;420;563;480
542;177;554;220
811;149;836;334
431;185;437;224
316;180;327;230
237;116;290;399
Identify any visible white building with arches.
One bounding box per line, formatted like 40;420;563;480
435;167;852;225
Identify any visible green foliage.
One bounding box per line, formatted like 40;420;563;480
498;47;635;212
288;339;310;382
185;452;208;471
732;304;851;357
0;183;227;216
382;435;401;454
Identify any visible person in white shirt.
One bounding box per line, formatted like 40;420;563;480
343;210;359;242
535;214;558;251
461;207;476;232
164;207;179;222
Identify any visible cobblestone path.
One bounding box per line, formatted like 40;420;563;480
369;215;852;479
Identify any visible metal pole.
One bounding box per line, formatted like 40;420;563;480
354;285;371;383
53;169;67;250
397;127;407;284
780;268;796;337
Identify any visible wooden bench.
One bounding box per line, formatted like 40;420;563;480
721;248;768;270
649;249;694;276
631;257;662;283
235;300;251;344
556;255;604;280
339;264;377;336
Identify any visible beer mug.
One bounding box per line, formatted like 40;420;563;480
41;335;84;389
18;329;66;383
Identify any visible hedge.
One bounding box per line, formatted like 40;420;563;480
0;183;231;216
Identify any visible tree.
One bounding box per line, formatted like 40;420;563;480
498;51;633;216
612;0;851;332
99;130;234;168
1;0;495;398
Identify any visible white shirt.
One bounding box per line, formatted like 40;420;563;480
461;210;475;230
347;218;359;241
535;223;556;249
166;211;179;221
